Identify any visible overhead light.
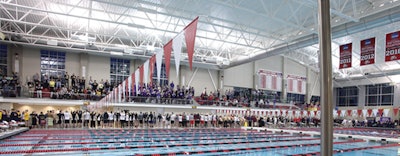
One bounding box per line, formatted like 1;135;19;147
0;32;5;40
47;40;58;46
110;51;123;56
127;23;146;29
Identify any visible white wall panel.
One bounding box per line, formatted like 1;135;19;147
65;52;80;77
88;55;110;82
21;47;40;84
188;67;218;95
285;59;307;77
224;62;253;88
255;55;282;72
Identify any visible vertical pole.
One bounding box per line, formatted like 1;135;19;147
318;0;333;155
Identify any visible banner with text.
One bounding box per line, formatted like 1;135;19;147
360;37;375;66
258;69;282;91
385;31;400;62
339;43;352;69
287;74;306;94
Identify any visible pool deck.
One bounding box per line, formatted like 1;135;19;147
243;127;400;143
0;127;29;140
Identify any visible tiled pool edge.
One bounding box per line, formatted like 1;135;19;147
0;127;29;140
243;127;400;143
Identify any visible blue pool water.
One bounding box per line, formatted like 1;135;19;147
0;129;398;156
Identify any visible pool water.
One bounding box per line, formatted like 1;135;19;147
0;129;398;156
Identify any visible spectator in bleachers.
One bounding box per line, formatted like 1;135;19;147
36;83;43;98
71;73;76;87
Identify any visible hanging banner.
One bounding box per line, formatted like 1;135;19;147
149;56;156;84
372;109;378;117
385;31;400;62
347;110;352;117
360;37;375;66
135;70;139;95
394;108;399;117
163;40;173;79
367;109;372;116
357;109;362;117
173;32;184;77
383;109;389;117
378;109;383;117
337;110;342;117
143;60;149;85
286;74;307;94
362;109;367;117
184;17;199;70
155;49;163;83
339;43;352;69
257;69;283;91
352;110;357;117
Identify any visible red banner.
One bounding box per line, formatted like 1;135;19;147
149;55;156;84
184;17;199;70
385;31;400;62
394;108;399;116
163;40;173;78
337;110;341;116
347;110;352;116
367;109;372;116
360;37;375;66
339;43;352;69
357;109;362;117
378;109;383;117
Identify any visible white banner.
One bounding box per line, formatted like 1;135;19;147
362;109;367;117
372;109;378;117
122;80;126;100
135;70;139;95
155;49;163;83
173;32;184;77
128;75;132;97
143;60;149;85
384;109;390;117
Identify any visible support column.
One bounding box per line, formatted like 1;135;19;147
318;0;333;155
251;61;258;89
281;56;287;102
306;67;311;103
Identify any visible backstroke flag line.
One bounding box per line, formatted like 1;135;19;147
94;17;199;108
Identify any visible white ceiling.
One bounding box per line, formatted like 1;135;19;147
1;0;400;82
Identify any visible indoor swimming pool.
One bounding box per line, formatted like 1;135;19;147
0;129;399;156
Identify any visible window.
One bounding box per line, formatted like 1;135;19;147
110;58;130;86
310;96;320;103
0;44;7;76
336;86;358;107
40;50;65;77
365;84;394;106
152;63;168;87
287;93;305;104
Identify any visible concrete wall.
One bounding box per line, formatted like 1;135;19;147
13;104;80;113
223;62;253;88
87;55;110;82
20;47;40;84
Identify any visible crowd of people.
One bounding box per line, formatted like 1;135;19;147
0;72;21;97
3;108;398;132
27;72;112;100
25;73;195;104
